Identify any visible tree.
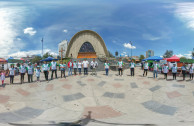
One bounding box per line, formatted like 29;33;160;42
163;50;173;58
43;52;53;59
31;56;42;64
192;51;194;58
180;56;187;60
115;51;118;57
139;55;145;61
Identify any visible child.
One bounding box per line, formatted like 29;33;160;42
35;66;41;82
1;70;5;85
104;60;110;76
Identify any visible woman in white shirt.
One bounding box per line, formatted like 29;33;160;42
189;64;194;80
78;60;82;75
9;64;15;84
163;64;169;80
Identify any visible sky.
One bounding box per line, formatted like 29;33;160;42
0;0;194;58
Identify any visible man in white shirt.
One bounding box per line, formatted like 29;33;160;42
50;59;57;80
77;60;82;75
163;63;169;80
90;58;98;76
19;63;26;84
152;61;159;79
82;58;89;75
143;61;149;77
171;64;177;80
117;58;124;76
189;64;194;80
129;60;135;77
27;62;34;83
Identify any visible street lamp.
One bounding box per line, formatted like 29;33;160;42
130;41;133;60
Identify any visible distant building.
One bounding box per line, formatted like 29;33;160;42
58;40;68;58
146;50;154;58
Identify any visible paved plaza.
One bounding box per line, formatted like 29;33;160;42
0;68;194;126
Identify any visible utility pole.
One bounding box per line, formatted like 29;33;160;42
41;38;43;57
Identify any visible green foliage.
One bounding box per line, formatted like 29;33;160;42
139;55;145;61
180;56;187;60
31;56;42;64
163;50;173;58
43;52;53;59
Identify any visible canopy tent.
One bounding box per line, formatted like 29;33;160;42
0;58;7;64
142;56;163;62
40;57;58;62
20;58;25;62
164;55;180;62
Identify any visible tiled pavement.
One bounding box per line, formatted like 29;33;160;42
0;68;194;126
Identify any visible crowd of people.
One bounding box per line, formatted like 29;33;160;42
0;58;194;85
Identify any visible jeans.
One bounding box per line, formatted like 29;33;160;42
61;70;65;78
20;73;25;83
92;68;96;75
143;69;148;76
131;68;134;76
78;68;81;74
68;67;72;76
173;73;176;80
182;70;186;80
74;68;77;75
44;71;49;81
118;68;123;75
28;74;33;83
10;75;14;84
153;70;158;78
84;68;88;75
51;70;57;79
105;68;109;76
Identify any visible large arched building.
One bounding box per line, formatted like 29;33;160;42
66;30;109;58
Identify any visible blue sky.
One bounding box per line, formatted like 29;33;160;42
0;0;194;58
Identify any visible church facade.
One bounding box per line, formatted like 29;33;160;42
66;30;109;58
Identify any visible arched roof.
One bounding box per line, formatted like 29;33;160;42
66;30;109;57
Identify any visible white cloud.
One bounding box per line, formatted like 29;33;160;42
176;51;192;59
23;27;37;36
173;2;194;30
142;33;161;41
123;43;136;49
0;7;26;57
8;49;58;58
63;29;68;33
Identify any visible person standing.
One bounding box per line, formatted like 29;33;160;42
82;58;89;75
19;63;26;84
143;61;149;77
26;63;34;83
1;70;5;85
91;58;98;76
171;64;177;80
9;64;15;84
104;60;110;76
152;61;159;79
50;60;57;80
35;66;41;82
59;61;66;78
129;60;135;77
68;59;73;76
189;64;194;80
181;63;187;80
163;64;169;80
42;61;49;82
73;60;78;75
117;58;124;76
78;60;82;75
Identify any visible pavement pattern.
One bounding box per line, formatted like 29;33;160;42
0;68;194;126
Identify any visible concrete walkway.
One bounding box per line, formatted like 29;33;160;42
0;68;194;126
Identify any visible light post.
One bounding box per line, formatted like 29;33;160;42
130;41;133;60
41;38;43;57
